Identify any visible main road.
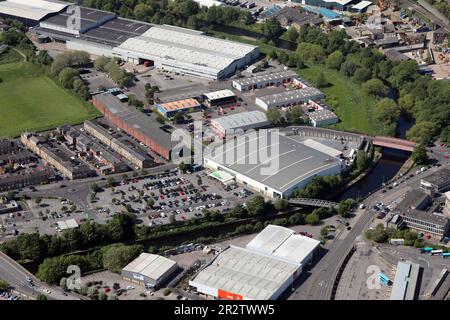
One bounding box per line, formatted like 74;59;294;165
0;252;86;300
289;165;444;300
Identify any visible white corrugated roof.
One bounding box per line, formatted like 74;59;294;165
246;224;294;255
57;218;79;230
352;0;373;10
193;0;223;8
0;0;68;21
116;25;257;72
211;111;269;132
272;234;320;264
204;89;235;101
246;224;320;265
303;139;342;158
122;253;177;281
190;245;299;300
9;0;68;11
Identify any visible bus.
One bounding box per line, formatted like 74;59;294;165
420;247;434;253
430;250;443;256
442;253;450;259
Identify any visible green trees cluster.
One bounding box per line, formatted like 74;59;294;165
294;175;342;199
50;51;91;100
365;224;419;246
50;51;90;75
94;57;133;88
0;213;136;262
0;279;9;291
94;56;133;88
37;244;142;284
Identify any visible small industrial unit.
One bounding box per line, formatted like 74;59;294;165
121;253;178;289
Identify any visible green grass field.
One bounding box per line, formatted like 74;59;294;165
0;61;99;137
297;64;378;135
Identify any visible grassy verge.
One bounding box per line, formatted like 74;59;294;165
0;61;99;137
206;31;380;135
297;64;378;135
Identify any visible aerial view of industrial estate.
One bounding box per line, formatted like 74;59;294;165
0;0;450;308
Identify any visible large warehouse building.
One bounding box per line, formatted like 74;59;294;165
189;225;320;300
203;131;343;198
1;0;259;79
122;253;178;289
92;93;178;161
113;25;259;79
0;0;68;27
210;111;270;138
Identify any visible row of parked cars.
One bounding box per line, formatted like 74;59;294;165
0;291;20;300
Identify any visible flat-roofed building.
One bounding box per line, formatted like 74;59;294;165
390;260;420;300
0;0;69;26
210;111;270;138
189;225;320;300
351;0;373;13
420;167;450;194
203;89;237;108
394;189;449;239
92;93;178;160
113;25;259;80
232;70;298;92
156;98;202;118
57;218;79;231
444;191;450;219
121;253;178;289
39;6;116;35
203;131;343;198
307;100;339;127
255;87;324;110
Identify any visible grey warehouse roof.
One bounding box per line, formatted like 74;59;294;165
116;25;257;73
421;167;450;189
41;6;116;30
190;245;299;300
233;70;298;87
308;109;339;122
390;260;420;300
203;131;342;193
122;253;177;281
0;0;68;21
258;87;323;105
211;111;269;132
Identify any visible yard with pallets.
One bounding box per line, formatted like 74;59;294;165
0;60;99;137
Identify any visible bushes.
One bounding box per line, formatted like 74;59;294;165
305;212;320;225
51;51;90;75
0;213;136;262
36;244;142;285
102;244;143;273
294;175;342;199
